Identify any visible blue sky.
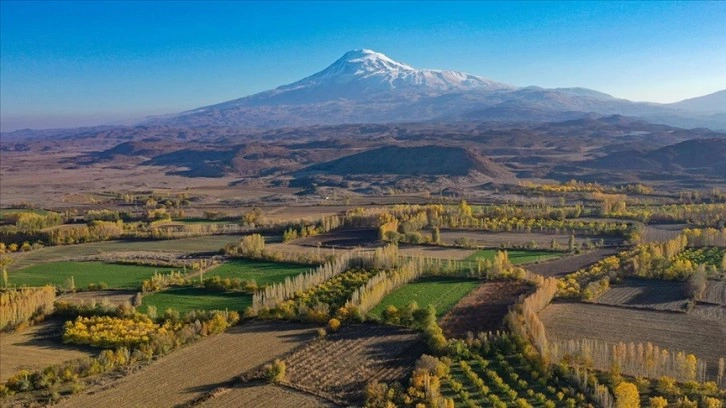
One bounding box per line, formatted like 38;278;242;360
1;1;725;131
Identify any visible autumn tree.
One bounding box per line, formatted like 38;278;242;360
614;381;640;408
432;226;441;244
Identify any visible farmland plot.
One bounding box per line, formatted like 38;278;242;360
540;302;726;378
205;259;310;286
56;321;317;408
282;325;425;405
369;277;480;319
594;279;689;312
58;290;136;307
525;248;620;277
10;261;174;289
200;384;336;408
701;280;726;305
397;244;476;260
0;319;95;381
8;234;248;271
439;280;532;338
436;229;618;248
291;228;380;248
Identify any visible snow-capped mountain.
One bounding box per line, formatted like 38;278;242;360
158;49;726;130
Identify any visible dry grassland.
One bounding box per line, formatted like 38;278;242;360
56;321;317;408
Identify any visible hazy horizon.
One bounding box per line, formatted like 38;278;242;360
2;1;725;131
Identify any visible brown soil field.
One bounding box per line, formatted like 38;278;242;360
702;280;726;306
200;384;337;408
266;242;355;258
540;302;726;377
439;280;532;338
397;244;476;260
691;304;726;321
291;228;381;248
594;279;688;312
436;229;620;248
640;223;688;243
282;324;425;405
56;321;317;408
57;290;137;307
525;248;621;277
0;319;95;381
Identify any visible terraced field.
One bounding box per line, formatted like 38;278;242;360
56;321;317;408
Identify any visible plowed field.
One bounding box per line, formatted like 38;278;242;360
525;248;620;277
56;321;317;408
540;302;726;378
282;324;425;405
439;280;532;338
200;384;336;408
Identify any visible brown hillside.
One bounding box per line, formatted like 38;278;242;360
302;145;512;177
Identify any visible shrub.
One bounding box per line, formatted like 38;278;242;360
263;359;286;383
327;318;341;332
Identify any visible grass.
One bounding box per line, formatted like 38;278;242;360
140;287;252;314
369;276;480;318
10;261;174;289
205;259;310;286
464;249;562;264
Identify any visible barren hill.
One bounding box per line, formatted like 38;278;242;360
584;138;726;173
301;145;512;177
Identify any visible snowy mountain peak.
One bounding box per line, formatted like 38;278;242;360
316;49;415;79
276;49;512;96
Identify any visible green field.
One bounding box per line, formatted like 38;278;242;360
8;234;249;271
464;249;562;264
140;287;252;314
205;259;310;286
10;261;174;289
369;276;480;318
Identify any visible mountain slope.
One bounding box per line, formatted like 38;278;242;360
152;49;726;130
668;90;726;113
300;145;512;177
584;138;726;173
